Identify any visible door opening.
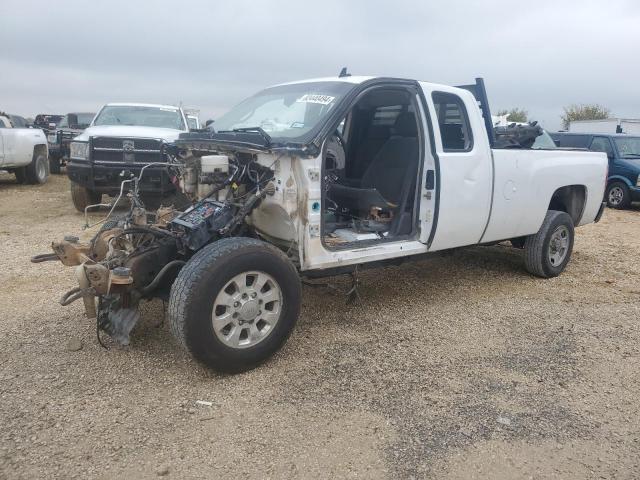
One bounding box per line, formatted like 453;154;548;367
321;87;422;249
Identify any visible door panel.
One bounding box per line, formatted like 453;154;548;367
0;131;4;166
419;83;493;250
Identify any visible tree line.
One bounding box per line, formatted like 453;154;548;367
496;104;612;130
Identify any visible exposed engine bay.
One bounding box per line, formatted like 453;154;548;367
32;144;280;346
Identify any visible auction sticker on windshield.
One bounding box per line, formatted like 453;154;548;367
296;94;335;105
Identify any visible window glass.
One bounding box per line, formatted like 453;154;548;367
532;130;557;149
590;137;614;157
215;81;355;140
551;134;590;148
372;105;403;126
432;92;473;151
94;106;185;130
75;113;94;128
10;115;27;128
613;137;640;158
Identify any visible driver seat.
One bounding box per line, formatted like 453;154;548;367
328;112;419;212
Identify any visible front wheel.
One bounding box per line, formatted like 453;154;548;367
70;181;102;212
25;153;49;184
169;238;301;373
606;181;631;209
524;210;575;278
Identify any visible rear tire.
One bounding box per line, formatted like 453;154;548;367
169;238;301;373
605;181;631;209
70;181;102;212
524;210;574;278
25;152;49;184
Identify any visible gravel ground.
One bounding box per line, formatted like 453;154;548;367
1;173;639;479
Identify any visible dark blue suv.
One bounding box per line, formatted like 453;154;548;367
550;133;640;209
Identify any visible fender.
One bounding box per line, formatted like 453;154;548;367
607;174;634;188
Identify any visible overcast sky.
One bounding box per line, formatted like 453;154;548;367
1;0;638;130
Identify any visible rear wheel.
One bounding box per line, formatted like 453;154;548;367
524;210;574;278
70;181;102;212
606;181;631;209
169;238;301;373
25;152;48;184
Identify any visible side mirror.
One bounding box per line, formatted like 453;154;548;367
205;119;214;127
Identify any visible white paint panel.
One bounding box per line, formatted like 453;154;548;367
419;83;493;251
481;149;607;243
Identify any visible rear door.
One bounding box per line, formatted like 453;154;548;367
418;83;493;250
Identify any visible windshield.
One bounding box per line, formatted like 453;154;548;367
532;130;557;149
93;105;185;130
614;137;640;157
60;113;94;128
75;113;94;128
214;81;355;141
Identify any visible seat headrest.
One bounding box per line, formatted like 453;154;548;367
392;112;418;137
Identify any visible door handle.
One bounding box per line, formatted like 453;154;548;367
425;169;435;190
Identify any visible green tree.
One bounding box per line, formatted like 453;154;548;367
561;104;611;130
496;108;528;123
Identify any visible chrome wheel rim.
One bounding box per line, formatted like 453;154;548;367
212;271;282;349
608;186;624;206
548;225;570;266
36;157;47;181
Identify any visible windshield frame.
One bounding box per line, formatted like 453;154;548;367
613;136;640;158
213;81;357;144
92;105;186;130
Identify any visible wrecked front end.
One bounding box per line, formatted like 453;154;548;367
32;206;184;345
32;133;302;346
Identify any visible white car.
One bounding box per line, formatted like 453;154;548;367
35;75;607;372
66;103;191;211
0;113;49;184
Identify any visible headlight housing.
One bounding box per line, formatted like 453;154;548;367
636;174;640;187
69;141;89;160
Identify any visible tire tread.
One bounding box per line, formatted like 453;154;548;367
168;237;300;370
524;210;574;278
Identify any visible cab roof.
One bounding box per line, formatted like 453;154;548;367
104;102;181;110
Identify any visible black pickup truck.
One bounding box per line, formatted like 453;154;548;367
48;112;95;173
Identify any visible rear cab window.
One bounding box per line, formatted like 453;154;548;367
431;92;473;152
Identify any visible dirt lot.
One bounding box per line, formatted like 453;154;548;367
0;172;639;479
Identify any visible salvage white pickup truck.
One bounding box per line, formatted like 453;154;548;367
0;112;49;184
34;75;607;373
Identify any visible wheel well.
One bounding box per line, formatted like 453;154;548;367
33;144;47;159
607;178;630;187
548;185;586;224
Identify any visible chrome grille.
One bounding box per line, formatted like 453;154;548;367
90;137;164;164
